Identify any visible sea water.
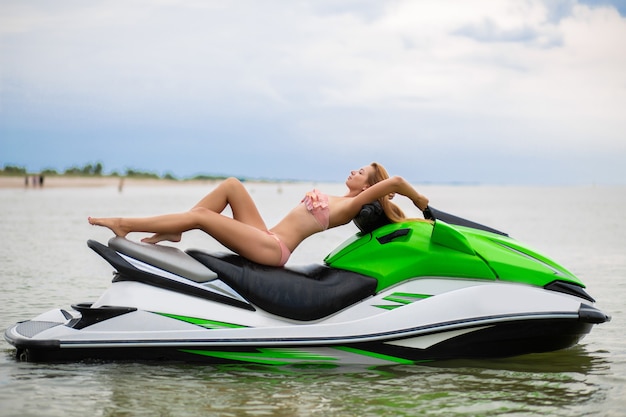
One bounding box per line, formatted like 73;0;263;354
1;182;624;416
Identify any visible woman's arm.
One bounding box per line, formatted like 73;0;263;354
354;176;429;211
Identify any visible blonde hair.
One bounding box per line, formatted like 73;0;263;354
368;162;407;223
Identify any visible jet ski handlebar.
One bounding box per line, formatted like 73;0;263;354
354;202;508;236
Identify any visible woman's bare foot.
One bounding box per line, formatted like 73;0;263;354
141;233;182;244
88;217;129;238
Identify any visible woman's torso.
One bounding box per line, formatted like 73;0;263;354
269;192;358;252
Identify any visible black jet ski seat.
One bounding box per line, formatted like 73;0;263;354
89;238;378;321
187;250;378;321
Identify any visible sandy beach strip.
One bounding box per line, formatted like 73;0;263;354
0;176;213;189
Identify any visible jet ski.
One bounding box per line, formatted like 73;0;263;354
5;205;609;365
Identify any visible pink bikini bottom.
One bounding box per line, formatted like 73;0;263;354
266;231;291;267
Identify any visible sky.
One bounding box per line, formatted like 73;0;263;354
1;0;625;185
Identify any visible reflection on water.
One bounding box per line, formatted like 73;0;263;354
0;347;611;417
1;184;624;417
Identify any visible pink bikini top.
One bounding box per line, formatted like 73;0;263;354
301;189;330;230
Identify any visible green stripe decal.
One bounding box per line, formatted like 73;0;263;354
384;292;431;303
156;312;247;329
375;305;402;310
374;292;431;310
333;346;415;364
181;347;417;365
181;348;337;365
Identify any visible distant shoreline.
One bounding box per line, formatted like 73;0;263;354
2;175;616;189
0;175;224;189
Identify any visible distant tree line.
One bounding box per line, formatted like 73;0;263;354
1;163;227;181
62;162;105;176
0;164;28;175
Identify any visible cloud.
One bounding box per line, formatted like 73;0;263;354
1;0;625;184
453;18;562;46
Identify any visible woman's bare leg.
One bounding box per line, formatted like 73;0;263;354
89;177;270;245
91;208;284;265
191;177;266;228
139;177;267;243
88;212;192;242
142;178;267;243
184;207;285;265
88;217;130;238
139;232;182;244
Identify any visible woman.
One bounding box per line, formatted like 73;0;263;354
88;162;429;267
